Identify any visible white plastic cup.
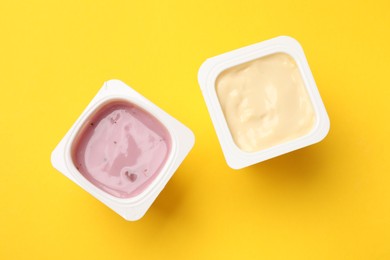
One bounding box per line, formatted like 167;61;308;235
198;36;330;169
51;79;195;220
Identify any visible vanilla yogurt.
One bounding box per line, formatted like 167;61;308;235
215;53;316;152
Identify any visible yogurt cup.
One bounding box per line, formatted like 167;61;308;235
51;79;195;220
198;36;330;169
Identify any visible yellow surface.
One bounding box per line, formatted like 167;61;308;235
0;0;389;259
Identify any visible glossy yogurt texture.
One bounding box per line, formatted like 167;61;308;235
72;101;171;198
216;53;316;153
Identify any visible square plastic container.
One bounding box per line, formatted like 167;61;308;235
51;79;195;220
198;36;330;169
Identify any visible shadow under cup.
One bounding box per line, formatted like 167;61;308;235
70;99;172;199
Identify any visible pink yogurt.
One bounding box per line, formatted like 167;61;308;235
71;100;172;198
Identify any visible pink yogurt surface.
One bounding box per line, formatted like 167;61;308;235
71;100;172;198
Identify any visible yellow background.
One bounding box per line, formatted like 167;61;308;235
1;0;389;259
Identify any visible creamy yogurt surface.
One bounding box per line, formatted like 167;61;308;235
215;52;316;153
72;101;171;198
